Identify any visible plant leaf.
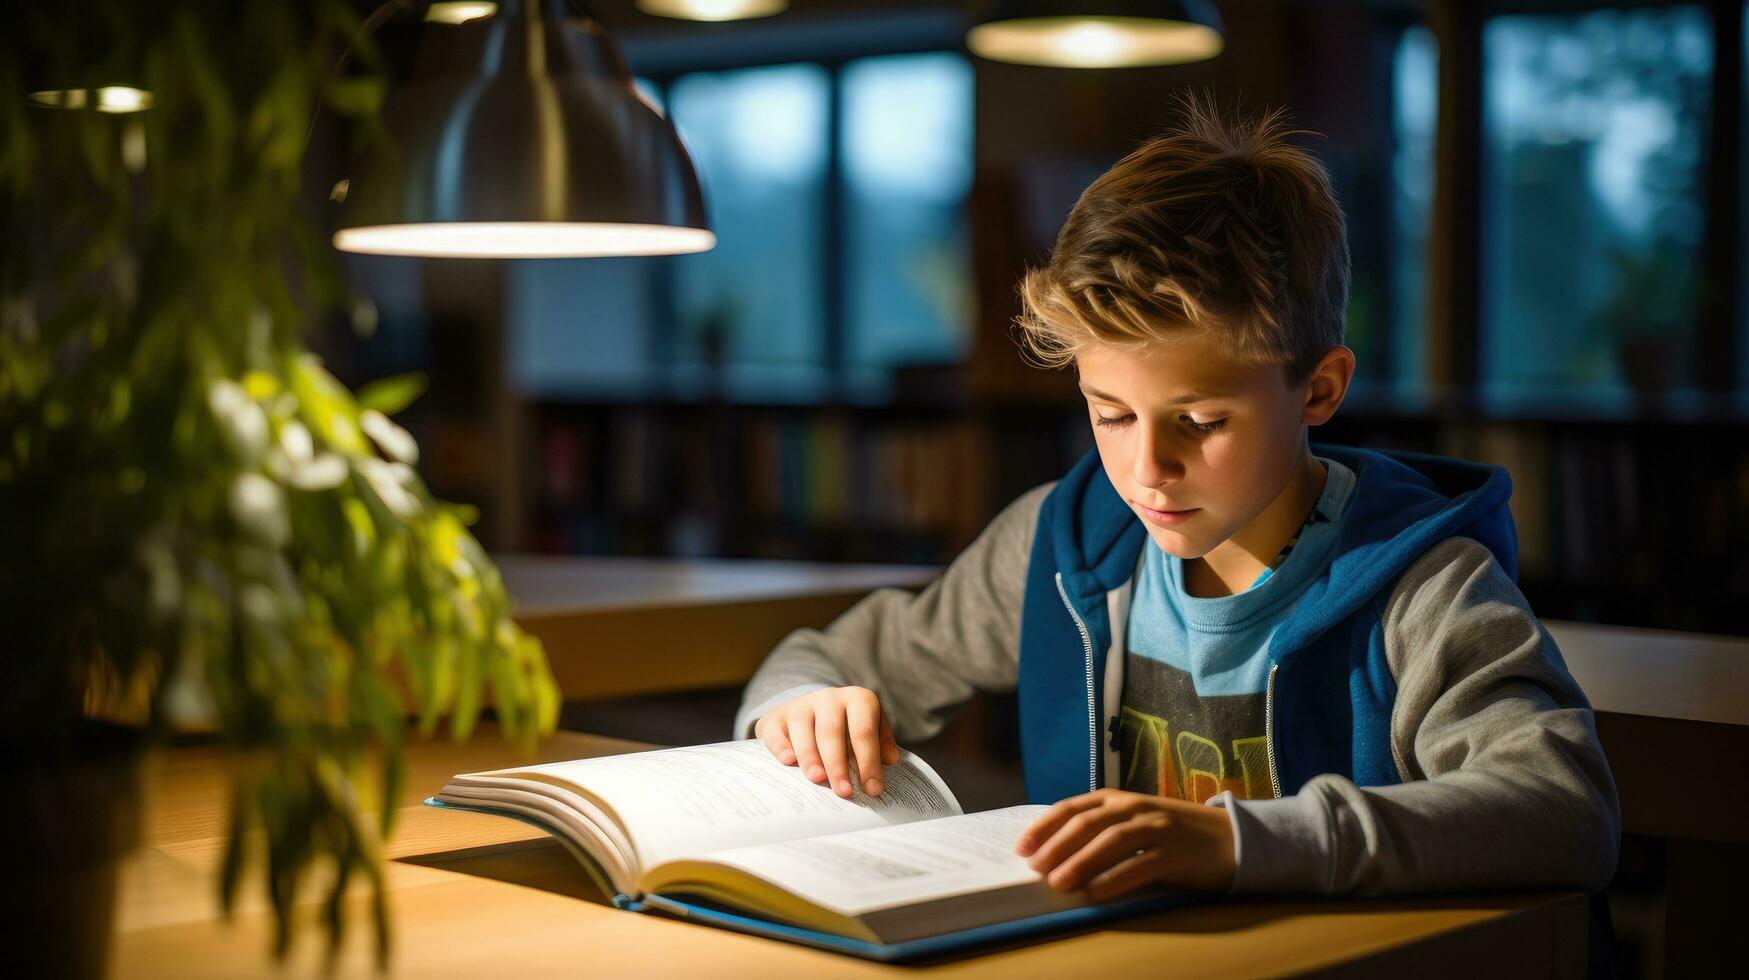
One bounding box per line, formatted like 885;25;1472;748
354;372;427;417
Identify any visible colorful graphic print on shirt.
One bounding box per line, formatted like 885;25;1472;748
1117;653;1275;802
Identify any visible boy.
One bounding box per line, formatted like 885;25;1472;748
733;102;1619;903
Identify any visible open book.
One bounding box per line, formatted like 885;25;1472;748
426;740;1190;959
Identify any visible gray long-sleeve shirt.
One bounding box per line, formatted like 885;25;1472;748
735;484;1620;896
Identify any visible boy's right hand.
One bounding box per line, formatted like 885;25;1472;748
754;686;900;800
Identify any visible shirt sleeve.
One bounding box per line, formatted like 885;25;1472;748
1225;537;1621;895
732;483;1053;741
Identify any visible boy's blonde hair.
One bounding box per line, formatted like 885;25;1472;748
1016;98;1349;383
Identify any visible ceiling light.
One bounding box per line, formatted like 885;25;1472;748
968;2;1224;69
636;0;788;22
335;0;712;259
27;86;156;113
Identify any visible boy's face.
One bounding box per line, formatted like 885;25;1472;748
1076;333;1320;561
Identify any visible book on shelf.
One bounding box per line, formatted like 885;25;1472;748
426;739;1190;961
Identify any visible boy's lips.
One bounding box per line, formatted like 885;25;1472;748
1133;501;1200;527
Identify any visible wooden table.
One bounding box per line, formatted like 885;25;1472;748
1548;619;1749;843
113;727;1587;978
483;559;1749;975
1547;619;1749;977
498;555;938;701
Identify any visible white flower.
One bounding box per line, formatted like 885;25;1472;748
208;379;268;462
360;409;419;465
279;420;313;463
230;472;289;548
358;458;420;518
287;453;348;491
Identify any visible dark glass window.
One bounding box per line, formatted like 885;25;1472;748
669;64;833;402
508;56;978;405
840;52;976;397
508;258;660;398
1391;25;1437;398
1481;6;1714;410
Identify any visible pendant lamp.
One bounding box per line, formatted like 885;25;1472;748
334;0;714;259
26;86;154;113
635;0;788;22
968;1;1225;69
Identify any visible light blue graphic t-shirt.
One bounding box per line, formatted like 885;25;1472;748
1116;458;1357;802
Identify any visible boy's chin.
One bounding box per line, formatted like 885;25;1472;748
1142;524;1215;560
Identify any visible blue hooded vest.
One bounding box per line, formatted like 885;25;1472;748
1016;444;1518;804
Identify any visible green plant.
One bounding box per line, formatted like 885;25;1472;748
0;0;558;963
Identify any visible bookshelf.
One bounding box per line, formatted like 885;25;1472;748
523;396;1088;565
1320;407;1749;636
510;385;1749;636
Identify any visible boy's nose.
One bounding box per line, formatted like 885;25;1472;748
1132;433;1186;489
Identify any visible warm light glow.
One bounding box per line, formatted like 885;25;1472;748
95;86;153;113
968;16;1223;68
27;86;156;113
27;89;87;109
333;222;717;258
425;2;498;24
1056;22;1131;65
636;0;787;23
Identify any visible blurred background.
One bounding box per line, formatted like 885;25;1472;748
321;0;1749;641
270;3;1749;973
10;3;1740;973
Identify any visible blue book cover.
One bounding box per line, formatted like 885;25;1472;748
423;797;1196;962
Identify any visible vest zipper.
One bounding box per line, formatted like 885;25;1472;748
1054;572;1099;793
1264;662;1282;798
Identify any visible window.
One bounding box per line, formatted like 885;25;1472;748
669;64;833;401
508;257;661;398
1391;25;1437;398
1480;6;1714;410
841;53;975;396
508;53;976;405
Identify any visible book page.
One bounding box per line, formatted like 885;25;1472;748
483;740;961;869
674;805;1062;916
430;791;632;896
433;779;638;890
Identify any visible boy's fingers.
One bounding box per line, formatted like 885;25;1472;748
1045;820;1152;890
1027;806;1126;875
757;718;796;766
878;709;899;766
787;711;826;785
1084;849;1170;902
846;698;884;795
814;708;855;799
1014;793;1105;856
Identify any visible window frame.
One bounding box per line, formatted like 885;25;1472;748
636;40;978;406
1426;0;1744;406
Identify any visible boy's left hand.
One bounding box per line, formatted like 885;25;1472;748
1014;789;1236;899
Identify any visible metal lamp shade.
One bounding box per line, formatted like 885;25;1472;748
334;0;713;259
968;0;1224;68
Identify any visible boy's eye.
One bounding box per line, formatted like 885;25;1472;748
1094;413;1225;432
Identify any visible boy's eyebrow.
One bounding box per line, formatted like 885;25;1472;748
1077;384;1224;405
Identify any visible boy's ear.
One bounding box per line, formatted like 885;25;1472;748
1300;346;1355;426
